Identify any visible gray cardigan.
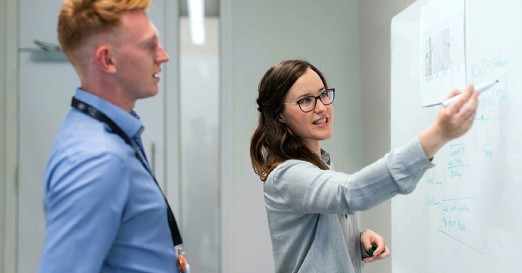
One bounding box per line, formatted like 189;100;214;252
264;138;434;273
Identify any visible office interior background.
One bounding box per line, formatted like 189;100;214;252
1;0;418;272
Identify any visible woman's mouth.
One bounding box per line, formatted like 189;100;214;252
313;117;328;125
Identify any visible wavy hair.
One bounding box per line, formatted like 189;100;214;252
250;60;330;181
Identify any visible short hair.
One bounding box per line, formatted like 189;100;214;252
250;60;330;181
57;0;150;55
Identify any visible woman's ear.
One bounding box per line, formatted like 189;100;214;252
278;114;286;124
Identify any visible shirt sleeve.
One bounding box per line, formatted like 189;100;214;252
265;137;435;214
39;152;130;273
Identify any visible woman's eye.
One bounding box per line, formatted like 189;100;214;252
319;91;328;98
298;97;313;105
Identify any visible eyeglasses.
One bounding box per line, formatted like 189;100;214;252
283;88;335;113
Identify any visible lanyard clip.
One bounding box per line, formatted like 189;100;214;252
176;246;188;273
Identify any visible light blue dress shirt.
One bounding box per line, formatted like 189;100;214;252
38;89;178;273
264;138;435;273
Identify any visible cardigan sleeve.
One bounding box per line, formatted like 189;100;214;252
265;137;435;214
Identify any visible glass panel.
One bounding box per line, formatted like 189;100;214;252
180;1;220;271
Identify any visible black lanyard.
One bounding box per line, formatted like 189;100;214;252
71;97;183;247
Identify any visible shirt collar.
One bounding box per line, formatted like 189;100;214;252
320;149;331;166
74;88;144;139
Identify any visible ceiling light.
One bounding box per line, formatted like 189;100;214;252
188;0;206;45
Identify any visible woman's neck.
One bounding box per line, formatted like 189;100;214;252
305;141;321;157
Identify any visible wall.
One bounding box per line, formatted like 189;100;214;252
0;0;5;268
1;0;18;272
358;1;417;273
1;0;6;270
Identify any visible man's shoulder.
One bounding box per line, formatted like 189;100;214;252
53;111;132;160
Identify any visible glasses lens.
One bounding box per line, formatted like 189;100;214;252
317;89;334;106
297;97;315;112
324;89;334;105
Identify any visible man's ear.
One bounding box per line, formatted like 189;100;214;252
94;45;116;73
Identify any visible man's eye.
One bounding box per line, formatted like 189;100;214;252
145;40;158;50
298;97;313;105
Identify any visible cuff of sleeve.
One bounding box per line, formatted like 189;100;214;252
386;137;435;194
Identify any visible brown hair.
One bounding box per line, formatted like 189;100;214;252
250;60;330;182
57;0;150;56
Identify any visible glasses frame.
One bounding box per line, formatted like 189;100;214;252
283;88;335;113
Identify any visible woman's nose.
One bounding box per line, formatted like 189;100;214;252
314;98;327;112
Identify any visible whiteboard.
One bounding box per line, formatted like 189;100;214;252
391;0;522;272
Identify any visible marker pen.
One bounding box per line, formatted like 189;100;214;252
442;79;499;108
367;244;378;256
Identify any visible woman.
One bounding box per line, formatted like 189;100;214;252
250;60;478;273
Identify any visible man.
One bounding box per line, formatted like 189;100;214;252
38;0;180;272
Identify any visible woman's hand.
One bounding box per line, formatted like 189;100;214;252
420;85;480;159
360;229;390;263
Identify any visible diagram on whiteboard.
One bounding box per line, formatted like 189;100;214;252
423;55;513;256
420;0;466;106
